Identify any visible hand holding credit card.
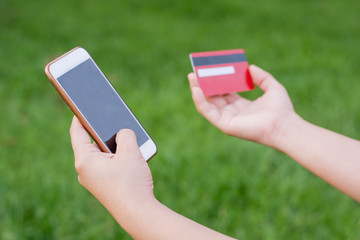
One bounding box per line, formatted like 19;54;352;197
189;49;254;96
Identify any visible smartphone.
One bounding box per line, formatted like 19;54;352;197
45;47;157;161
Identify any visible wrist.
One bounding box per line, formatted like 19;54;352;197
115;197;166;239
104;192;159;229
267;112;307;152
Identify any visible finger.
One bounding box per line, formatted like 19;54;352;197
189;72;238;108
188;72;199;88
190;83;216;115
207;95;229;109
249;65;283;92
223;93;241;104
223;93;250;109
188;73;222;112
70;116;99;156
92;141;101;150
188;72;225;126
187;72;204;109
191;87;222;124
115;129;141;155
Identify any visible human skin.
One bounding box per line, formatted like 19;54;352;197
70;64;360;239
70;117;236;240
188;65;360;202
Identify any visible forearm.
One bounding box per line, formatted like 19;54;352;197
274;114;360;201
105;197;236;240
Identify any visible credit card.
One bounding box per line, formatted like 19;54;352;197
189;49;254;96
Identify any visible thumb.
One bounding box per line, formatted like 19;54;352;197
249;64;283;92
115;129;141;155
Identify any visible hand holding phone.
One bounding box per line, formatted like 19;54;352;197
45;47;157;161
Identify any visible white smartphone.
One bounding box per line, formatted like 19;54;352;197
45;47;157;161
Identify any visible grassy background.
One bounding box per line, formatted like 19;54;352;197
1;0;360;239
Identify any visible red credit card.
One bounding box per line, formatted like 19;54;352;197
189;49;254;96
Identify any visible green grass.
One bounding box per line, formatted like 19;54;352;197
1;0;360;239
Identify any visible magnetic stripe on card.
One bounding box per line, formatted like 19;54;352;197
192;53;247;67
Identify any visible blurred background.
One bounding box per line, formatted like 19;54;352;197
1;0;360;239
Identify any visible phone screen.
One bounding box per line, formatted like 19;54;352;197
57;58;148;153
